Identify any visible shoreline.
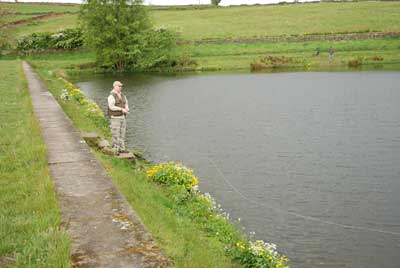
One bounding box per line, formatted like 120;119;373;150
29;61;289;268
14;36;400;75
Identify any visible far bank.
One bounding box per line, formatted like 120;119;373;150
15;35;400;75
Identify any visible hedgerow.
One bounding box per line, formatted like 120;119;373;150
17;28;83;52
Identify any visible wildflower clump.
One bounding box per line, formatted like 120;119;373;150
70;88;85;102
147;162;199;192
146;161;289;268
60;89;69;101
58;77;107;130
85;100;104;118
233;239;289;268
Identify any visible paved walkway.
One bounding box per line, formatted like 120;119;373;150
22;62;169;268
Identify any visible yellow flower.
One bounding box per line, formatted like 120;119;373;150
236;242;245;249
70;88;82;95
280;255;289;262
190;176;199;187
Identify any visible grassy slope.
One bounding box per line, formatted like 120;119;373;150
0;3;79;14
1;14;39;25
0;3;78;40
188;37;400;70
151;2;400;40
0;60;70;268
4;2;400;40
3;2;398;71
12;14;78;38
191;38;400;56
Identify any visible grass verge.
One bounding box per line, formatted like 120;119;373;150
95;154;241;268
0;60;70;268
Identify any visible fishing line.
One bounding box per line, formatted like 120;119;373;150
153;100;399;236
207;156;400;236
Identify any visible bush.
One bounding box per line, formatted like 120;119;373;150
261;55;293;66
146;162;199;192
371;56;384;61
251;55;298;71
250;61;267;71
52;28;84;49
348;57;363;68
232;240;290;268
211;0;222;5
16;28;83;52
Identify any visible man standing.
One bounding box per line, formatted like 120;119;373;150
108;81;129;154
328;47;334;61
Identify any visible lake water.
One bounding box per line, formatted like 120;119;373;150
75;71;400;268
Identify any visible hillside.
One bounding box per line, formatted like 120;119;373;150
2;2;400;41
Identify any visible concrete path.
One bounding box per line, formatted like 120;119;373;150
22;62;169;268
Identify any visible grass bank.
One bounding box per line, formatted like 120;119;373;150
95;154;242;268
0;60;70;268
31;63;247;268
24;36;400;73
188;37;400;71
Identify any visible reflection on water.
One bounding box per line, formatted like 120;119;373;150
76;71;400;268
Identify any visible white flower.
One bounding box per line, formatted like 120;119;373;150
192;185;199;191
60;89;69;101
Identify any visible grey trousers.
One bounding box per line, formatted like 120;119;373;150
110;116;126;152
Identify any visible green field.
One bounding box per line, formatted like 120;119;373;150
0;60;70;268
3;1;396;72
1;14;39;26
11;14;78;39
2;2;400;41
0;2;79;14
151;2;400;40
0;3;78;41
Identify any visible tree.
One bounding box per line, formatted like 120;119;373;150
211;0;221;6
80;0;176;71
